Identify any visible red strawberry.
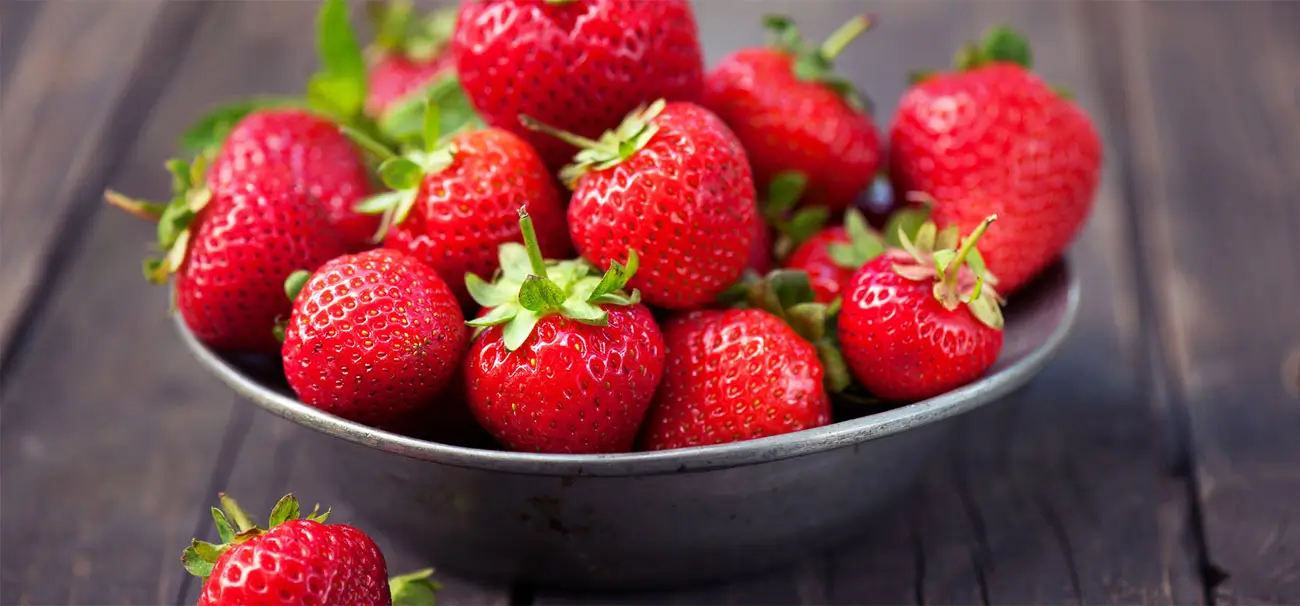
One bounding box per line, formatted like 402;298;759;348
105;160;350;354
463;209;665;454
345;106;571;309
281;248;467;427
888;27;1102;294
638;270;844;450
363;0;458;118
452;0;705;170
747;213;775;275
523;100;756;310
838;216;1005;402
211;108;378;251
703;15;881;214
783;209;884;303
184;494;439;606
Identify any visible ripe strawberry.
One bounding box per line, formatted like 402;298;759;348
183;493;439;606
783;209;885;303
703;14;881;214
105;160;350;354
363;0;458;118
281;248;467;427
452;0;705;170
638;270;845;450
345;104;571;309
211;108;378;251
463;209;665;454
523;100;756;310
838;216;1005;402
889;27;1102;294
747;213;775;275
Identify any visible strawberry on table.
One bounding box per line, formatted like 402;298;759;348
523;100;757;310
104;160;350;355
703;14;882;215
452;0;706;170
281;248;467;427
889;26;1102;295
184;493;439;606
463;208;665;454
838;216;1005;402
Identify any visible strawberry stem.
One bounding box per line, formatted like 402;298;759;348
518;114;616;155
819;14;873;61
943;214;996;284
517;206;549;277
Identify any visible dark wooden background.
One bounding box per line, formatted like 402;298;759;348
2;1;1297;604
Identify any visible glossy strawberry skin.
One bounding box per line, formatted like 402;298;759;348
639;309;830;451
282;249;468;427
178;171;350;354
211;109;378;251
365;53;455;118
747;214;774;275
383;128;571;309
889;63;1101;294
464;304;665;454
837;255;1003;402
703;48;881;214
199;519;391;606
453;0;705;170
567;102;757;310
783;227;853;303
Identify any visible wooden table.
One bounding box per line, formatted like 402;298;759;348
3;1;1297;604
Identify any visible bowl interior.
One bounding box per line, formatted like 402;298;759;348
176;258;1080;476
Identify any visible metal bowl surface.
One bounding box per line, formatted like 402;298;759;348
177;259;1080;590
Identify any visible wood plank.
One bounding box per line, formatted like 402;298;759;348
1105;3;1300;604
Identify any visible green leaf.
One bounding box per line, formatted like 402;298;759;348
341;125;398;162
786;302;827;344
497;243;532;283
465;303;517;328
211;508;236;544
156;203;195;250
785;207;829;247
767;269;816;309
588;250;639;301
966;294;1004;330
378;73;483;147
763;14;803;53
883;207;931;248
827;242;862;268
765;171;808;218
967;275;985;302
307;73;365;125
182;543;215;579
465;273;516;308
190;540;226;563
560;299;608;325
391;189;421;226
934;224;961;252
379;157;424;190
981;25;1032;69
179;97;305;154
967;246;988;277
817;342;853;393
284;270;311;303
422;99;440;154
914;222;937;251
219;494;256;533
503;309;541;351
268;494;300;527
519;275;565;312
354;190;405;214
311;0;367;121
933;249;957;276
390;568;442;606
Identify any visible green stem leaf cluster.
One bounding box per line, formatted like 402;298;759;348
763;14;876;112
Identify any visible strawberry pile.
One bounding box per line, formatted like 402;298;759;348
110;0;1100;456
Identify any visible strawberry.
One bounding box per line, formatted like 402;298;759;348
638;270;845;450
210;108;378;251
345;104;571;309
281;248;467;427
363;0;458;118
888;26;1102;294
462;208;665;454
747;213;775;275
452;0;706;170
105;159;350;354
838;216;1005;402
783;208;885;304
523;100;757;310
183;493;439;606
702;14;881;215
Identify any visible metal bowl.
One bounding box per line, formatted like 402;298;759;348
177;259;1079;591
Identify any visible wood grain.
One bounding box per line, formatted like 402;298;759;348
1104;3;1300;604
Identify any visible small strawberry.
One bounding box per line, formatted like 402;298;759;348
363;0;458;118
345;103;571;309
210;108;378;251
703;14;882;214
638;270;846;451
105;160;350;354
783;208;885;304
183;493;440;606
838;215;1005;402
452;0;706;170
463;208;665;454
522;100;757;310
889;26;1102;294
281;248;467;427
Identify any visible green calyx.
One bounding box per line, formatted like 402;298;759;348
881;190;936;248
378;71;484;149
889;214;1005;330
466;207;641;352
763;14;876;112
346;99;459;242
723;269;852;393
389;568;443;606
182;493;331;584
762;171;825;259
826;208;886;270
104;155;215;284
366;0;457;62
520;99;666;189
953;25;1032;71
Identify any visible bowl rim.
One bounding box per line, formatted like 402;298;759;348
177;258;1080;477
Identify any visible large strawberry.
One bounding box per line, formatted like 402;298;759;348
463;208;665;454
703;14;881;214
281;248;467;427
783;208;885;304
523;100;756;310
639;270;845;451
345;104;571;309
838;216;1005;402
183;493;439;606
889;26;1102;295
105;159;350;354
452;0;705;170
